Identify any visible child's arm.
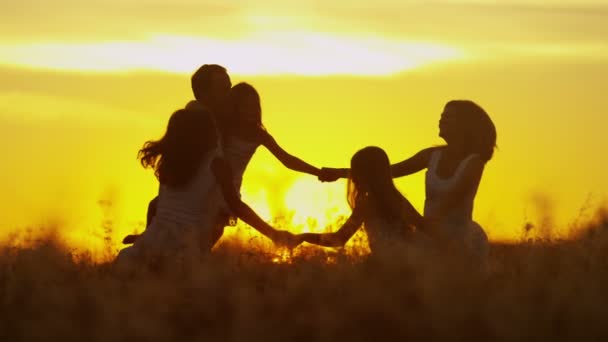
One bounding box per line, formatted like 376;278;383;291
211;156;298;247
299;209;364;247
260;130;321;177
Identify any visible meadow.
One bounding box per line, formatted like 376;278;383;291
1;209;608;341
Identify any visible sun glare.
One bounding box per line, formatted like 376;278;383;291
0;33;464;76
283;177;351;233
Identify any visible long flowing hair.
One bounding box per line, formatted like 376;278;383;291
347;146;412;221
138;108;218;188
445;100;497;161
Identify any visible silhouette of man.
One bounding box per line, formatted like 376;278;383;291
185;64;232;118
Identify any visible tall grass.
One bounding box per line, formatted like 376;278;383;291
1;210;608;341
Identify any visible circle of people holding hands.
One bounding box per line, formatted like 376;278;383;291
116;64;497;268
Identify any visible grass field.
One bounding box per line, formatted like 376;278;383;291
1;210;608;341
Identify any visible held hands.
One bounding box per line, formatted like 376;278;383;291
271;230;304;249
318;167;343;183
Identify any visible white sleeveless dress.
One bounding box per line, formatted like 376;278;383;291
116;147;224;263
424;150;489;262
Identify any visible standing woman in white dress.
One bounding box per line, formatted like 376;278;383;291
320;100;497;263
116;108;295;266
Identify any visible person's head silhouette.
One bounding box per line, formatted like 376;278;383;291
439;100;496;161
191;64;232;112
347;146;405;219
349;146;393;196
229;82;262;128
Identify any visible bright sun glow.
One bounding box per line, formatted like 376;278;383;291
0;33;464;76
283;178;351;233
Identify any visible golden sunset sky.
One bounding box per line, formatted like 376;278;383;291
1;0;607;251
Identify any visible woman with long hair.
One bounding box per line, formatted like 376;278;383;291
319;100;496;262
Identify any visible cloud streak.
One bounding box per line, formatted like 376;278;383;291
0;33;465;76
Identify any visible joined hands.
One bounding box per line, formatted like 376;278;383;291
318;167;343;183
271;230;304;249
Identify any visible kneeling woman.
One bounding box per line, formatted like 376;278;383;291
298;146;429;254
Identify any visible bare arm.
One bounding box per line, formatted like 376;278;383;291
319;147;438;182
261;130;321;177
299;208;364;247
211;157;283;241
390;147;437;178
318;167;349;182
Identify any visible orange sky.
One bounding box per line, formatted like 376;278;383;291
1;0;607;253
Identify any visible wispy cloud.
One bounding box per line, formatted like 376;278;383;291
0;33;464;76
1;1;606;74
2;0;607;43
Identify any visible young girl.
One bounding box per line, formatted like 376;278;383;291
319;100;496;262
212;82;321;238
297;146;427;254
116;108;295;265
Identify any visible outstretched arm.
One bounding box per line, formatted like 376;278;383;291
390;147;436;178
212;157;295;245
318;167;349;182
261;130;321;177
299;209;364;247
318;147;437;182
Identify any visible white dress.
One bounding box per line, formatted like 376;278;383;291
116;148;224;264
424;149;489;262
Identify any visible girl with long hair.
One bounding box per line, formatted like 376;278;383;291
298;146;427;254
